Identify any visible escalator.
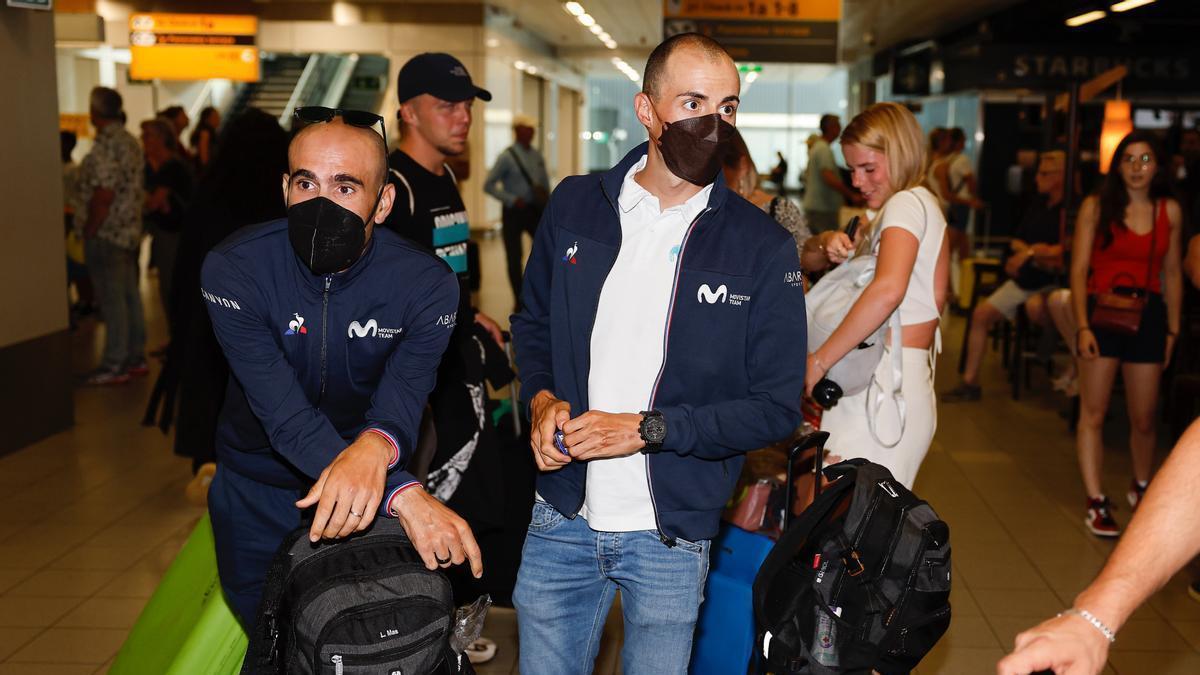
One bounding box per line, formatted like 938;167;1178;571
226;53;389;130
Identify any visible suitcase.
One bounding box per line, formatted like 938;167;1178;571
110;513;248;675
689;432;830;675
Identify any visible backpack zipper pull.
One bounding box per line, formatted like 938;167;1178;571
332;654;343;675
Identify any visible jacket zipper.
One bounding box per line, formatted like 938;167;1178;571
332;654;342;675
319;275;331;403
644;207;710;546
567;181;624;518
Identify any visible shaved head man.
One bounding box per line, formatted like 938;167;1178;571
201;108;481;626
510;32;806;674
284;119;394;247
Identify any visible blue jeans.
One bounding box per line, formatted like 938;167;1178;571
513;501;710;675
85;237;146;371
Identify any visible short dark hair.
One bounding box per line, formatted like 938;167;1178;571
161;105;186;121
948;127;966;145
89;87;123;121
819;114;840;135
642;33;730;99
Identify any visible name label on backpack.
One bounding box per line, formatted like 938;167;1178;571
380;628;399;640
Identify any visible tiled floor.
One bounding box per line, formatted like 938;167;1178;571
2;233;1198;673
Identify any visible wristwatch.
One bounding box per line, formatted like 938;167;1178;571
639;410;666;451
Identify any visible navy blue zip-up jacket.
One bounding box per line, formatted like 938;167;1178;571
511;143;807;543
201;219;459;515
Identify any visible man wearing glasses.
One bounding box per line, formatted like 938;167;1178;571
201;107;482;625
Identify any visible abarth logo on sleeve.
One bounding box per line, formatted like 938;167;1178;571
784;269;804;288
348;319;404;339
284;313;307;335
436;312;458;329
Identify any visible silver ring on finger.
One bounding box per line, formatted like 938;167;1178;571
349;510;363;518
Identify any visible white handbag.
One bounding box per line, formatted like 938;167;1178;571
806;219;909;448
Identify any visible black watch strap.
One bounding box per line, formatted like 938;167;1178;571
639;410;666;449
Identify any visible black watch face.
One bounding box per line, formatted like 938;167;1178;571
644;415;667;443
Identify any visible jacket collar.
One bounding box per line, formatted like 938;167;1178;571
600;141;730;213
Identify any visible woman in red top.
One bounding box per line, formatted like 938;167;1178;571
1071;131;1183;538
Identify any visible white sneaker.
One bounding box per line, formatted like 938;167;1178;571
465;637;497;665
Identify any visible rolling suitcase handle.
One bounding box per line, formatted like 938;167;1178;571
781;431;830;532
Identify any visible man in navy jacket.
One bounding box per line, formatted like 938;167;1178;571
510;34;806;673
201;115;481;624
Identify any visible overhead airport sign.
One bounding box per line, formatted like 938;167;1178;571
7;0;52;9
941;43;1196;95
129;13;260;82
662;0;839;63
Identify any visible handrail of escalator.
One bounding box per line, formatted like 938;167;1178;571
278;54;321;129
319;53;360;109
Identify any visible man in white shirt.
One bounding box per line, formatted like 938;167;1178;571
510;33;806;674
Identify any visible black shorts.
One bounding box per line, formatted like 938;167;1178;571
1086;291;1167;364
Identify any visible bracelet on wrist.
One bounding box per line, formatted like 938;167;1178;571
1057;608;1116;644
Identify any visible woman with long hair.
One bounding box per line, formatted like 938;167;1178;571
1071;130;1182;538
804;102;951;488
189;106;221;170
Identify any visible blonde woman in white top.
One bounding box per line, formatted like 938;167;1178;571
804;102;951;488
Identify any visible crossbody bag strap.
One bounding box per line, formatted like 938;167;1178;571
506;147;538;192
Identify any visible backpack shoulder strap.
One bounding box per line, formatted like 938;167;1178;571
389;168;416;217
753;466;859;628
240;527;308;674
443;162;458;186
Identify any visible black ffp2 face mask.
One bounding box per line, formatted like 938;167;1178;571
287;196;369;276
655;112;737;187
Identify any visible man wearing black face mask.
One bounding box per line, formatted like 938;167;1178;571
510;34;806;673
200;116;482;625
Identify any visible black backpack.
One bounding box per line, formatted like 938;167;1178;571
753;459;951;674
241;517;471;675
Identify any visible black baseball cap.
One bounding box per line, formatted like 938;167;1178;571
397;53;492;104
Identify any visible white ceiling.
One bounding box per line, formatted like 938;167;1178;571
490;0;662;52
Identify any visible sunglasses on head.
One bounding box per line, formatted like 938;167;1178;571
294;106;390;181
294;106;387;144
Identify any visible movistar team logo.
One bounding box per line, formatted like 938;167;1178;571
348;319;378;338
697;283;728;304
562;242;578;264
284;313;307;335
348;319;403;340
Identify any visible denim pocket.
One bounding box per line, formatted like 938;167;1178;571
528;500;566;532
672;536;709;555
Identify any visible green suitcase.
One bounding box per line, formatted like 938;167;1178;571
110;513;248;675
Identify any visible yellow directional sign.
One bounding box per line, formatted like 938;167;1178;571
129;13;260;82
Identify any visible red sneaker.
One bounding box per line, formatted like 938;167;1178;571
1085;497;1120;538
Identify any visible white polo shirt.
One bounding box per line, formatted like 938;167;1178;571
580;155;712;532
